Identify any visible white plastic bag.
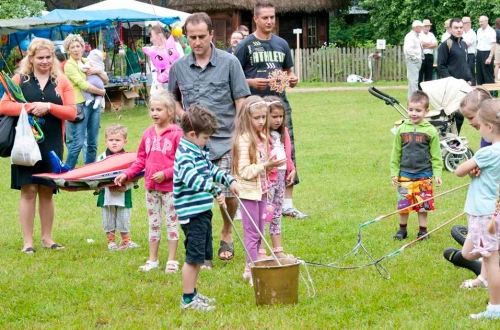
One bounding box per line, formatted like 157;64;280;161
11;106;41;166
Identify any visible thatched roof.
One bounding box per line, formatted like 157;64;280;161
166;0;347;14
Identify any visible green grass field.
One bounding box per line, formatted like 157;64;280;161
0;89;493;329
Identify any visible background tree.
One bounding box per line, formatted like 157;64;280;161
1;0;45;19
359;0;500;45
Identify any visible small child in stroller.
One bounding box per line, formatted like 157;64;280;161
390;91;443;240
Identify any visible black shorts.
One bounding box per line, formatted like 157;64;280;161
181;210;213;264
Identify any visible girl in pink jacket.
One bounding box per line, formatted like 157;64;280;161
115;91;182;273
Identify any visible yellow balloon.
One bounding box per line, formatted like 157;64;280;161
172;26;182;37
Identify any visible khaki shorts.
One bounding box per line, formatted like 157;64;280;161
212;152;234;198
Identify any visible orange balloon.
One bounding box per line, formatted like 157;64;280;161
172;26;182;37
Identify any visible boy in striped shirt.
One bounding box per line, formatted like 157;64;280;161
174;104;239;311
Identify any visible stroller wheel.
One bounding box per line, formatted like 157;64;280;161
443;147;474;172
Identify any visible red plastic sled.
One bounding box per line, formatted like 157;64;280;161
33;152;143;191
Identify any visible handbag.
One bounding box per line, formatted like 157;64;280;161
0;114;18;157
71;105;85;123
11;105;41;166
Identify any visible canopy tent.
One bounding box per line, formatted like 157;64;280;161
43;9;180;30
0;18;85;35
78;0;191;27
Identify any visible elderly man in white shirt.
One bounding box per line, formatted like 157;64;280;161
418;19;438;87
441;19;451;42
476;15;496;85
462;16;477;85
404;20;424;98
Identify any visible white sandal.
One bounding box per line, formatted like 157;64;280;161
461;275;488;289
165;260;179;274
272;247;294;259
139;260;159;271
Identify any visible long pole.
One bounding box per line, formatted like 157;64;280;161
295;33;301;81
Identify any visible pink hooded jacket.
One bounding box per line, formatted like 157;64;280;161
123;124;182;192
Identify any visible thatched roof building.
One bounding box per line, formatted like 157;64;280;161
167;0;347;14
167;0;348;48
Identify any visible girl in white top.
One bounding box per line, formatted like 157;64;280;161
455;99;500;319
258;96;296;259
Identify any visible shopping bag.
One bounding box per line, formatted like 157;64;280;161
11;106;41;166
0;114;18;157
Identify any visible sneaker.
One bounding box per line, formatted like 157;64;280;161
139;260;160;271
127;241;140;248
417;231;430;240
393;229;408;241
180;295;216;311
108;242;118;251
282;207;309;219
470;307;500;319
234;208;242;220
197;292;216;305
117;241;140;250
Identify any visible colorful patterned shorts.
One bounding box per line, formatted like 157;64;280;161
396;176;434;214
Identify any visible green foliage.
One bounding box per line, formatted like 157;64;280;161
0;0;45;19
329;11;377;47
358;0;500;45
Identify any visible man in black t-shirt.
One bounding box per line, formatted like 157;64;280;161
234;0;308;219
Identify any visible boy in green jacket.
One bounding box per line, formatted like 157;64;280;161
390;90;443;240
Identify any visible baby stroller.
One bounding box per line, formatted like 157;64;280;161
369;77;474;172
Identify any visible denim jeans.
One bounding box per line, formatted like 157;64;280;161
65;101;101;168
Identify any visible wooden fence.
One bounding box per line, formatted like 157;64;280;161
291;46;407;82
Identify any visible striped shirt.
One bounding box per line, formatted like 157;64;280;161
173;137;235;223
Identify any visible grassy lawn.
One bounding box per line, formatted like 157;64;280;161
0;89;492;329
297;80;407;88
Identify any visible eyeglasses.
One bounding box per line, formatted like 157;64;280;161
231;37;243;40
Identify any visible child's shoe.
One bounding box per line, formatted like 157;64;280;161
108;242;118;251
243;266;253;286
417;231;430;240
165;260;179;274
393;229;408;240
117;241;140;250
470;304;500;319
139;260;159;271
180;295;215;311
196;292;216;305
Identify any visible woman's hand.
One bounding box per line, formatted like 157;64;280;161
85;66;103;75
27;102;50;117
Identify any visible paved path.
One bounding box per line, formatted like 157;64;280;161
288;85;407;93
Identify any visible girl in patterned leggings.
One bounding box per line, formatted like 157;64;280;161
115;91;182;273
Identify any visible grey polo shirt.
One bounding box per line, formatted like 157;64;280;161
168;45;250;161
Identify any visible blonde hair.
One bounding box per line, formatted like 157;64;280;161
477;99;500;132
63;34;85;52
148;90;176;124
231;95;269;174
105;124;128;139
19;38;61;83
460;87;492;114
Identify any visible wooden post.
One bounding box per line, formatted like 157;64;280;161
293;28;302;81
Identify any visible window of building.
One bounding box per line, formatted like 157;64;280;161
307;17;318;47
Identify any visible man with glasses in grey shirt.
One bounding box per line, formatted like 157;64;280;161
168;12;250;267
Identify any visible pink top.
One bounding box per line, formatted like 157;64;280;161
268;127;296;182
123;124;182;192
